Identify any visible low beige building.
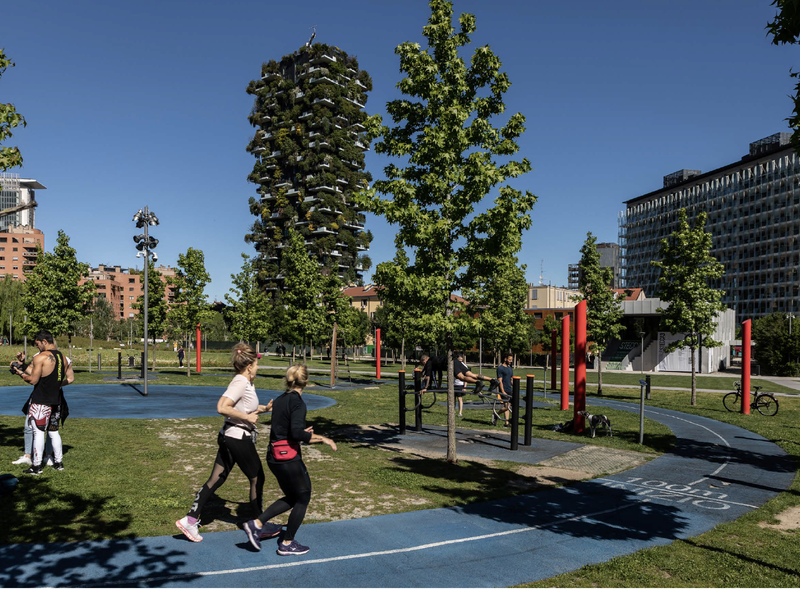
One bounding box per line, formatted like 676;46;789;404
525;284;581;309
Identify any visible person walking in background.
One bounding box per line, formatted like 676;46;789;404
454;352;467;418
176;343;272;543
177;346;185;368
244;364;337;556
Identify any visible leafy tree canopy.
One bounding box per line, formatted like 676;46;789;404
225;253;272;344
752;313;800;376
652;209;726;404
356;0;536;462
22;230;95;342
0;49;26;171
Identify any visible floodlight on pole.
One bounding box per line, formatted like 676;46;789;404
133;206;159;397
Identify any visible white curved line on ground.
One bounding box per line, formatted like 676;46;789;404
77;501;652;588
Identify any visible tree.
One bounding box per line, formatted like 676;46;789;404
652;209;726;405
22;231;95;352
464;259;528;364
169;247;213;375
373;248;422;369
0;274;25;342
767;1;800;151
280;228;326;361
357;0;536;463
133;260;168;368
225;253;272;347
0;49;26;171
752;313;800;376
75;296;115;341
575;232;624;396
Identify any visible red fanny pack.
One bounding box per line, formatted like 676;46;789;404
271;440;300;461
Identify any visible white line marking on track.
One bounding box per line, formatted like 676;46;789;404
74;501;652;588
601;400;733;477
594;478;758;508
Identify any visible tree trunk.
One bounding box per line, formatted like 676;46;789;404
446;334;457;464
152;341;157;371
401;336;406;371
292;345;296;364
690;346;697;405
310;338;313;362
330;323;337;388
597;358;603;396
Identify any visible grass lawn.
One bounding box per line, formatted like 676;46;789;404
1;360;799;586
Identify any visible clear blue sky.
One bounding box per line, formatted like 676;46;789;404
2;0;796;301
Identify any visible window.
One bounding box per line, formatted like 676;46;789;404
12;247;17;252
530;290;538;300
12;257;17;261
129;278;135;283
129;287;134;291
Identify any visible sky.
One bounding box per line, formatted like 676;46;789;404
2;0;797;302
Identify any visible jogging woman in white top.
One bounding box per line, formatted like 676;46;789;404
176;343;273;543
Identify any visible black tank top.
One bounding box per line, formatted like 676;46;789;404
30;350;66;406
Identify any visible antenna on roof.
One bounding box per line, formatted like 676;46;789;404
305;25;317;48
539;260;544;286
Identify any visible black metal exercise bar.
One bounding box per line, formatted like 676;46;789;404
414;369;422;431
399;371;406;435
524;375;534;446
510;377;520;451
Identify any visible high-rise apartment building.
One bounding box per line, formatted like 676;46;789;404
619;132;799;323
0;173;43;231
245;43;373;291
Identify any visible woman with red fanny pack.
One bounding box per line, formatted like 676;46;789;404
175;343;273;543
243;364;337;556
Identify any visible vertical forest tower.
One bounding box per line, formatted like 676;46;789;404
246;43;373;291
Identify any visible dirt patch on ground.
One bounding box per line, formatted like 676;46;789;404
759;505;800;532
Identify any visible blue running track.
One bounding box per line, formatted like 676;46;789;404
0;396;793;587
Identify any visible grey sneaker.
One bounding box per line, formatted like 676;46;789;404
243;519;262;551
176;516;203;542
259;521;283;539
277;539;310;556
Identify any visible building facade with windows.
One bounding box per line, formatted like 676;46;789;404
0;173;43;231
82;264;177;321
525;284;580;310
245;43;373;292
619;132;800;323
0;226;44;279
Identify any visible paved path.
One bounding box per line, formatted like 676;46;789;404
0;396;793;587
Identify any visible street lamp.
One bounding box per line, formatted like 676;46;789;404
133;207;160;397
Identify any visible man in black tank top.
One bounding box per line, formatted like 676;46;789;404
12;331;74;475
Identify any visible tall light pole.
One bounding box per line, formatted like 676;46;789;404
133;207;160;397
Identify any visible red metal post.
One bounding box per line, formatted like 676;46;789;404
550;329;558;392
196;323;201;373
561;315;570;411
376;328;381;380
742;319;751;415
574;301;587;433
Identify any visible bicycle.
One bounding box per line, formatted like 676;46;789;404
723;381;779;416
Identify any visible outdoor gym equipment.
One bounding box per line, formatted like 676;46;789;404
398;370;535;450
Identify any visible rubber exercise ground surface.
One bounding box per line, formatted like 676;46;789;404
0;384;337;419
0;395;794;587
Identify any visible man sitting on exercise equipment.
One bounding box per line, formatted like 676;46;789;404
419;353;495;394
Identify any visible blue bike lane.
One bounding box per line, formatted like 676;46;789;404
0;398;794;587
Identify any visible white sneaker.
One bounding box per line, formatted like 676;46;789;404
176;516;203;542
44;454;55;467
12;455;32;465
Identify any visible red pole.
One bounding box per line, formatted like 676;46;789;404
196;323;201;374
561;315;570;411
376;328;381;380
550;329;557;392
742;319;751;415
574;301;587;433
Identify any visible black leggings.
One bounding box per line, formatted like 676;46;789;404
188;432;265;520
258;458;312;541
